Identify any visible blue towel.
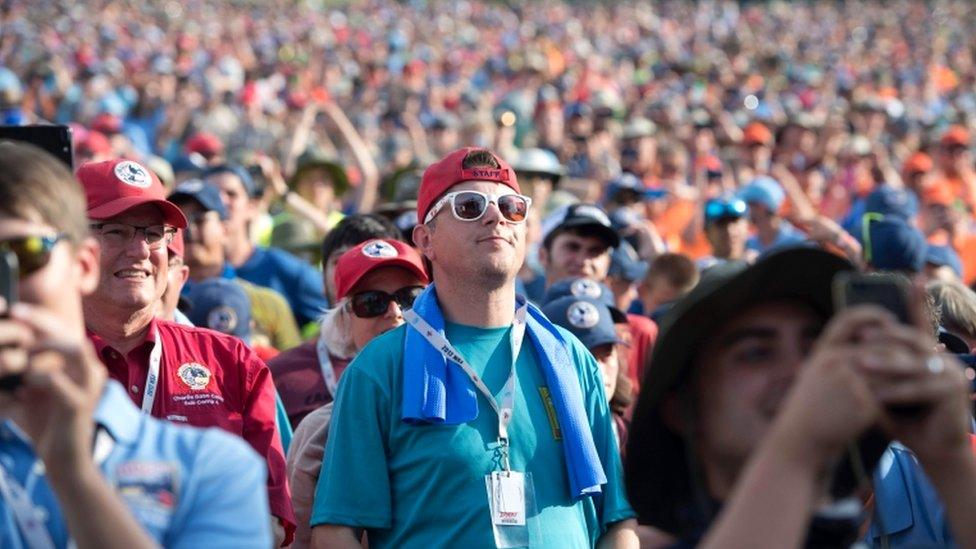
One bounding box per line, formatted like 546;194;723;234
402;284;607;498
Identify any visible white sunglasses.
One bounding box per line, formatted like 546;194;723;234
424;190;533;225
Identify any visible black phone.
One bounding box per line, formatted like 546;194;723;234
828;273;913;498
0;250;21;392
0;125;73;169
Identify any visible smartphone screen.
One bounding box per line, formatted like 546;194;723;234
832;272;911;324
0;125;73;169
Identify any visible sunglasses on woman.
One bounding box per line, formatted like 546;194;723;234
423;191;532;225
348;286;424;318
0;234;68;277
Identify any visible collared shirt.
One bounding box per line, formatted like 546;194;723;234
0;380;271;548
87;318;296;534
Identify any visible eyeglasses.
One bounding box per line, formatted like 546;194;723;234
89;223;176;249
704;198;748;222
424;191;532;225
348;286;424;318
0;234;68;277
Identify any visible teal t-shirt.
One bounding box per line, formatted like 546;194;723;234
311;321;634;548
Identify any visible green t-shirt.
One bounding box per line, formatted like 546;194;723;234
312;321;634;548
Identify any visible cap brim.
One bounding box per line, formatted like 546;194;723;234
88;197;188;229
341;258;429;300
555;220;621;248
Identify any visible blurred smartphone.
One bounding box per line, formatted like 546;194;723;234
832;272;911;324
828;273;913;498
0;125;73;169
0;251;21;392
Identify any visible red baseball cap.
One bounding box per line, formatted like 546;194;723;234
941;125;970;147
76;159;188;228
416;147;521;223
743;122;773;146
91;113;123;135
184;132;224;159
334;239;429;301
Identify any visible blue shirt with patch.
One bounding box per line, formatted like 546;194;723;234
234;247;329;327
0;380;271;548
312;322;634;548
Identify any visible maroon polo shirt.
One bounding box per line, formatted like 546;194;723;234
267;340;349;430
88;318;296;538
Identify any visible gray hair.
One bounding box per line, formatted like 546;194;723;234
318;298;358;359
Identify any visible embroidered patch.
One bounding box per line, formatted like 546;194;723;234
113;160;152;188
115;461;177;530
362;240;398;258
537;387;563;441
177;362;211;390
567;301;600;329
206;305;238;333
570;278;601;299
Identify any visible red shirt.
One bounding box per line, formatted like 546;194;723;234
624;313;658;394
267;340;350;430
88;318;296;536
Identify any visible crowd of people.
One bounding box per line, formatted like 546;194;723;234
2;0;976;547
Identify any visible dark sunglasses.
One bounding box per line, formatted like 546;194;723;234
704;198;748;222
348;286;424;318
0;234;68;277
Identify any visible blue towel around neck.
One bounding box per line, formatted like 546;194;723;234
402;284;607;498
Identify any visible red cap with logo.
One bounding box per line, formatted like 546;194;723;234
334;239;429;300
76;159;188;228
416;147;521;222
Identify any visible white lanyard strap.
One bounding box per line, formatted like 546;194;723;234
315;338;338;396
403;303;527;447
0;465;56;549
140;328;163;415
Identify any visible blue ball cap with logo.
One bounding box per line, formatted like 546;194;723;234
203;164;257;198
865;185;919;222
542;277;627;323
542;296;622;350
185;278;252;341
169;179;229;220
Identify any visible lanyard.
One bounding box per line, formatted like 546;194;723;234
140;328;163;415
403;302;527;470
315;338;338;396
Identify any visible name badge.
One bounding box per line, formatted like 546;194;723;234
488;471;526;526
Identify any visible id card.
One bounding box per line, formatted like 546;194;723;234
485;471;537;548
489;471;525;525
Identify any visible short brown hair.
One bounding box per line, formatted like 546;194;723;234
644;253;699;293
0;140;88;243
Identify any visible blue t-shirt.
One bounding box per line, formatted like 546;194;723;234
0;380;271;548
235;247;329;327
746;221;808;254
312;322;634;548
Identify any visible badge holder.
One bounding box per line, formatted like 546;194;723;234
484;438;539;548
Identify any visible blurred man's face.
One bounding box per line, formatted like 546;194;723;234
295;168;337;210
159;254;189;320
174;200;225;274
691;301;821;494
208;172;253;240
706;217;749;259
591;343;619;401
540;231;612;284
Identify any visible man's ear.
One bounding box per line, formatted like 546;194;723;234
537;244;550;270
412;224;435;262
76;237;101;297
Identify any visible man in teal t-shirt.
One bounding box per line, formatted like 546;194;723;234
311;148;637;548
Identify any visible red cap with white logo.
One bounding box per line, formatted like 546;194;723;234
76;159;187;228
416;147;521;223
334;239;429;300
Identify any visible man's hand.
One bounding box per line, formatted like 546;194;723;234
0;301;106;479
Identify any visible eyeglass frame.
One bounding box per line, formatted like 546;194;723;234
88;222;177;249
423;190;533;225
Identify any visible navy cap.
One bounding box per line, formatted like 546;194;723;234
865;219;927;273
185;279;252;341
925;244;963;277
543;277;627;323
605;172;667;202
204;164;257;198
542;296;622;350
608;241;649;282
541;203;621;248
169;179;228;220
865;185;919;222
